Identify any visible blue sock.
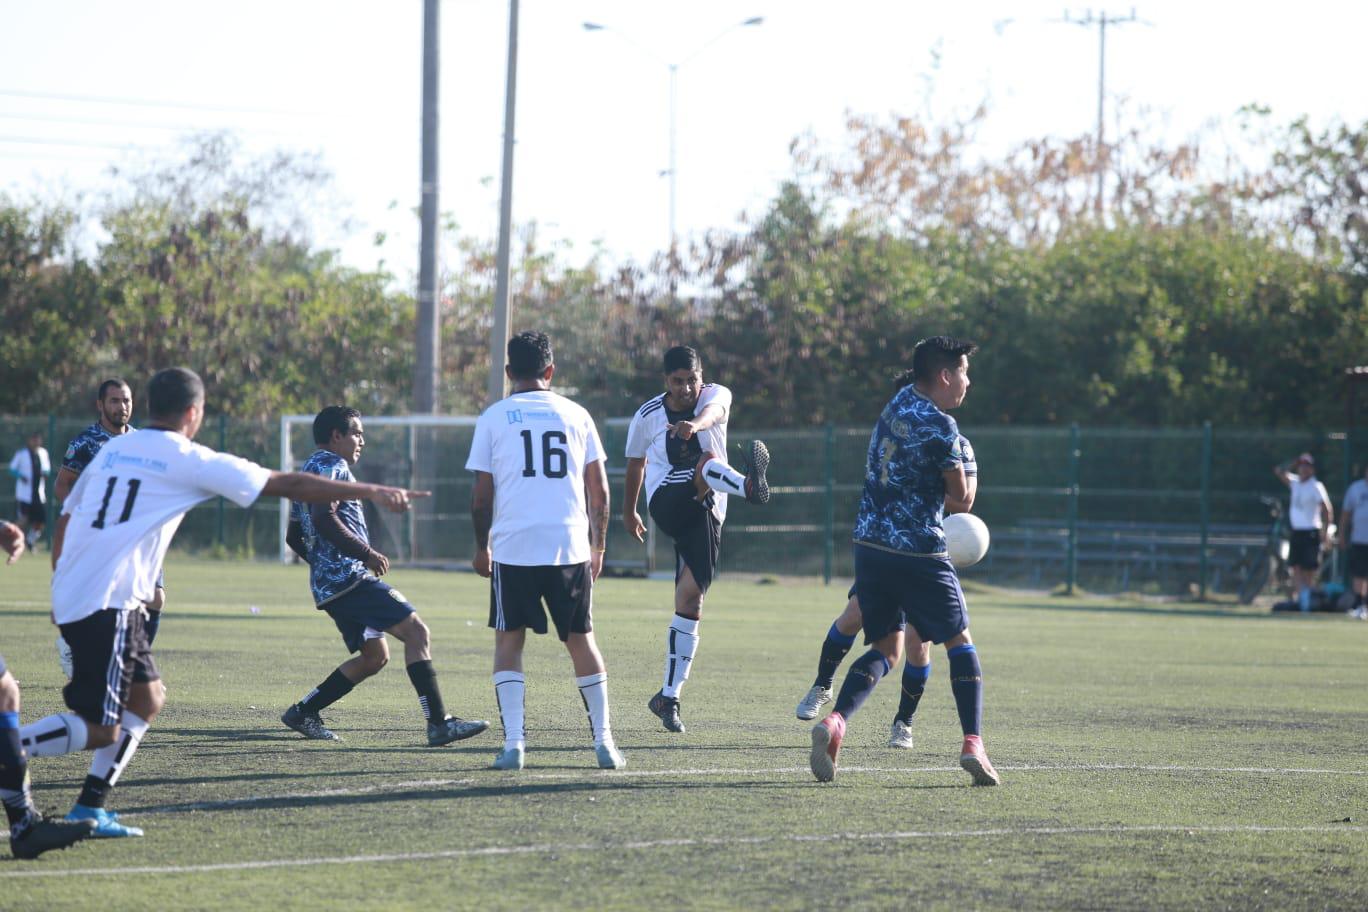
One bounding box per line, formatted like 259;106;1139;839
814;623;857;690
895;662;931;724
832;649;891;721
947;644;982;737
1297;587;1312;612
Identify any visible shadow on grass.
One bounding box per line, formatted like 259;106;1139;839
1001;598;1297;622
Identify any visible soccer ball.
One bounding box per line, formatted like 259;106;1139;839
943;513;990;567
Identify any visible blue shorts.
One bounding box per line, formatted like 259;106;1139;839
853;543;969;645
323;580;415;653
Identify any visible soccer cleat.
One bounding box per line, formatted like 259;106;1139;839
595;741;627;770
66;804;144;838
742;439;771;505
427;715;490;747
809;712;846;782
959;735;1000;786
647;690;685;733
491;744;525;770
9;814;97;859
56;634;74;680
888;719;915;749
795;685;833;721
281;705;341;741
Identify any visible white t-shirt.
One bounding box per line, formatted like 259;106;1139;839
625;383;732;522
1343;479;1368;545
1284;472;1331;531
465;389;605;567
52;428;272;623
9;447;51;504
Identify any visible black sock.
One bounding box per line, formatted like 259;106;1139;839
832;649;891;721
814;623;857;690
76;774;110;809
895;663;932;725
948;644;984;737
406;660;447;723
0;725;35;827
298;669;355;715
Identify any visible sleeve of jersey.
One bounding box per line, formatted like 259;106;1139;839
464;414;492;473
934;417;961;471
624;411;648;459
62;437;92;474
700;384;732;420
195;450;274;508
958;435;977;477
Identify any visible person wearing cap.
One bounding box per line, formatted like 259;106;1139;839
1273;454;1333;611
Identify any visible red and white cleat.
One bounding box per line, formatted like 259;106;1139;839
959;735;1000;786
810;712;846;782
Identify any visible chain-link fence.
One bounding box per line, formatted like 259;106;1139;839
4;414;1363;598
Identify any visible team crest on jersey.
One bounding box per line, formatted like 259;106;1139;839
388;588;408;603
65;444;77;459
506;410;523;425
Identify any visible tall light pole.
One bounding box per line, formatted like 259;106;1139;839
414;0;440;413
488;0;520;406
1061;8;1140;213
582;16;763;255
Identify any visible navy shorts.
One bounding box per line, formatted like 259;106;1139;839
323;580;415;653
1288;529;1322;570
853;543;969;645
1349;544;1368;579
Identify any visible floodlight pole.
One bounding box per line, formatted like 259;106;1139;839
414;0;440;413
1061;8;1139;214
488;0;520;406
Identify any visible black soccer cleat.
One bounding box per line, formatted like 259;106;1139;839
10;814;97;860
428;715;490;747
281;704;341;741
742;439;770;505
648;690;686;733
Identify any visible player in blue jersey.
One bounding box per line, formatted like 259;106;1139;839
281;406;489;746
795;432;977;751
808;336;999;786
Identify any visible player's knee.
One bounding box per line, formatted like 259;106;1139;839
360;652;388;676
693;451;722;478
85;724;118;749
407;616;431;648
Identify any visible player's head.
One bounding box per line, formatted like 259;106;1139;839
313;406;364;464
25;431;41;449
97;378;133;430
505;331;555;386
911;335;977;410
662;345;703;409
147;367;206;438
1294;452;1316;480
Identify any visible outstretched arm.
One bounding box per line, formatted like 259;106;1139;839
261;471;427;513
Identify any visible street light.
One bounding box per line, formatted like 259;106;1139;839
582;16;764;255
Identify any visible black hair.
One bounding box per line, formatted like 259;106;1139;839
313;406;362;445
507;330;554;380
910;335;978;384
147;367;205;420
663;345;700;374
97;378;131;401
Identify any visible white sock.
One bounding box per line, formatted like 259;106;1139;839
87;710;150;789
576;672;611;745
19;712;88;757
662;615;700;699
700;458;746;497
493;670;526;750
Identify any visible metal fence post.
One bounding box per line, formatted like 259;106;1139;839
1199;420;1212;601
1066;423;1080;595
823;424;835;584
45;413;56;548
217;413;227;547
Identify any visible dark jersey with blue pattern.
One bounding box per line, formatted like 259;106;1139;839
852;385;963;556
291;450;372;606
63;422;128;476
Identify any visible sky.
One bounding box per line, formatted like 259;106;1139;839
2;0;1365;279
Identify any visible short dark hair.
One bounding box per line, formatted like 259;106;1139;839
313;406;362;445
147;367;205;420
97;378;131;401
663;345;700;374
507;331;553;380
911;336;978;383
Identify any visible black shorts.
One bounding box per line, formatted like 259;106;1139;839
490;562;593;642
853;543;969;645
59;608;159;728
17;501;46;525
323;580;415;654
1349;544;1368;579
1288;529;1322;570
649;483;722;593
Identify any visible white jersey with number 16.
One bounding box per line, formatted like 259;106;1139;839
465;389;605;567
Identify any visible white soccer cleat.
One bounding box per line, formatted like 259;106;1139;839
888;720;915;749
491;745;525;771
795;685;833;721
55;635;74;680
595;741;627;770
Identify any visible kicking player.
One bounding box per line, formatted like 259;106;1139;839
624;346;770;733
796;433;978;751
468;331;623;771
281;406;488;747
809;336;999;786
18;367;427;838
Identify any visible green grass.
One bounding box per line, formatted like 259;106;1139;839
2;556;1367;910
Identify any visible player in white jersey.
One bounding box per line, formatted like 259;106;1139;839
624;345;771;733
467;331;624;770
1273;453;1333;611
17;368;426;839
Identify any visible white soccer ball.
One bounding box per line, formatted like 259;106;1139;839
943;512;990;567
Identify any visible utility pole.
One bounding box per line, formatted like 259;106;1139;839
414;0;440;413
488;0;520;406
1061;8;1139;214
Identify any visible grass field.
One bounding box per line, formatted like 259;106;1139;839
2;556;1366;910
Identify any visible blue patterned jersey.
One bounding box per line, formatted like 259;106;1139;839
63;422;128;476
852;386;964;556
290;450;371;605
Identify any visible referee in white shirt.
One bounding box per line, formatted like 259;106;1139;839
1274;453;1333;611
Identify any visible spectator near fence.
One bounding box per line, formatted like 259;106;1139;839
1340;463;1368;619
1273;453;1333;611
7;432;50;550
